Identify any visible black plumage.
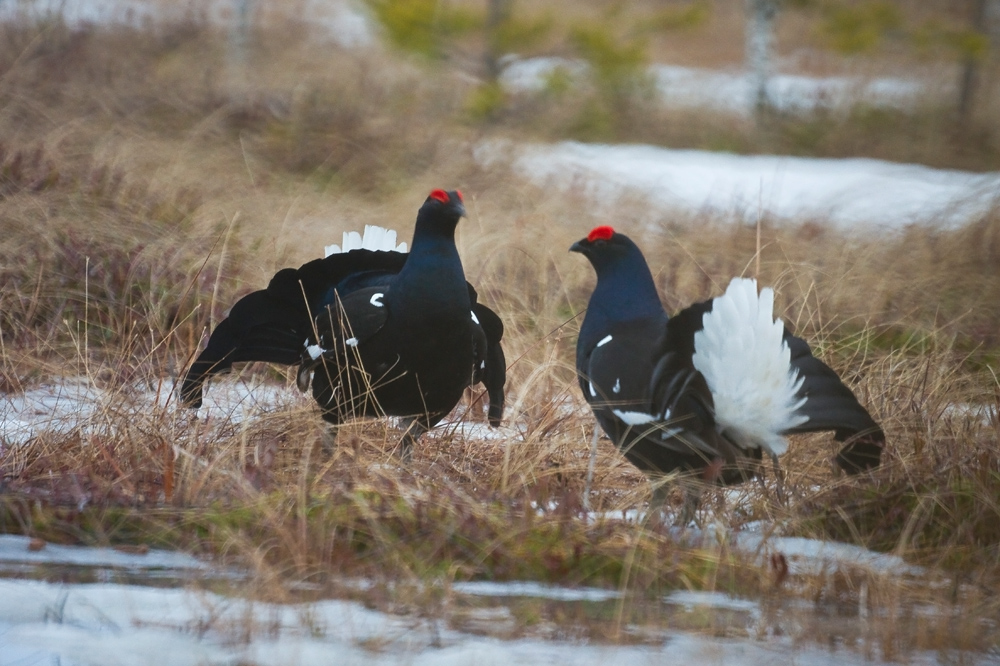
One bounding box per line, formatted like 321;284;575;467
571;225;883;492
181;190;505;452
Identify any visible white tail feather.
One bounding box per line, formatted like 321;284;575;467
692;278;808;456
324;225;408;257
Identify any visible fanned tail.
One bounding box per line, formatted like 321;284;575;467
325;225;408;257
692;278;807;457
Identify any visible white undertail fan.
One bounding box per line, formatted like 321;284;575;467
692;278;808;457
325;225;408;257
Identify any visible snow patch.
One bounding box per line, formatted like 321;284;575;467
0;0;376;49
0;575;973;666
452;581;620;602
665;590;760;615
478;140;1000;228
0;535;208;572
500;56;927;116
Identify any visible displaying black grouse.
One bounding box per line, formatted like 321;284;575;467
181;189;505;454
571;225;883;505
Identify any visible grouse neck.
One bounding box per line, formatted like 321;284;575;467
397;215;467;292
586;254;665;326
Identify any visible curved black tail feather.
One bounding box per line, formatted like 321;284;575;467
783;332;884;474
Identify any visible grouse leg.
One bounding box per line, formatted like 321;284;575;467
398;417;427;463
647;477;671;524
770;453;786;506
677;478;703;528
320;425;339;455
582;426;600;512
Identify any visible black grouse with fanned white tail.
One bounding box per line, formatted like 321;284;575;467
571;225;883;488
181;190;505;453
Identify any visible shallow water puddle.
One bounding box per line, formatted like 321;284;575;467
0;535;994;665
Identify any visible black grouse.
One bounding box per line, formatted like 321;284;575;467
181;189;505;454
571;225;883;508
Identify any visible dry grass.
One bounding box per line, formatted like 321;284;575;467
0;9;999;659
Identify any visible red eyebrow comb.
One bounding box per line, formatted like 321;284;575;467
429;189;450;203
587;226;614;242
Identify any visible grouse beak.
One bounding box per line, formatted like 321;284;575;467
449;191;466;218
569;239;587;254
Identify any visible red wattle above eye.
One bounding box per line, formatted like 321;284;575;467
429;189;450;204
587;226;615;242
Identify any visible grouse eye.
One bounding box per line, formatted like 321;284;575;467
428;189;450;204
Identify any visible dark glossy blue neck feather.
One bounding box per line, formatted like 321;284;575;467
580;244;666;345
400;210;463;277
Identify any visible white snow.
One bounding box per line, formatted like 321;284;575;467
499;56;587;91
654;64;926;115
451;581;620;602
0;376;300;447
0;576;982;666
477;140;1000;228
0;0;376;48
665;590;760;615
500;57;927;116
734;532;922;577
0;535;208;573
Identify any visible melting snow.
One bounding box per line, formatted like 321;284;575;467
735;533;922;577
451;581;620;602
0;0;375;48
0;377;300;447
665;590;760;615
0;576;984;666
478;140;1000;228
500;56;927;116
0;535;208;573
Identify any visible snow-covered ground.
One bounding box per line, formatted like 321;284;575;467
0;376;299;447
0;533;986;666
0;0;375;48
500;57;929;116
0;574;942;666
477;140;1000;228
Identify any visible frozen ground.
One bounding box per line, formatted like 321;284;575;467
0;376;300;447
500;57;929;116
477;140;1000;228
0;0;375;48
0;565;984;666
